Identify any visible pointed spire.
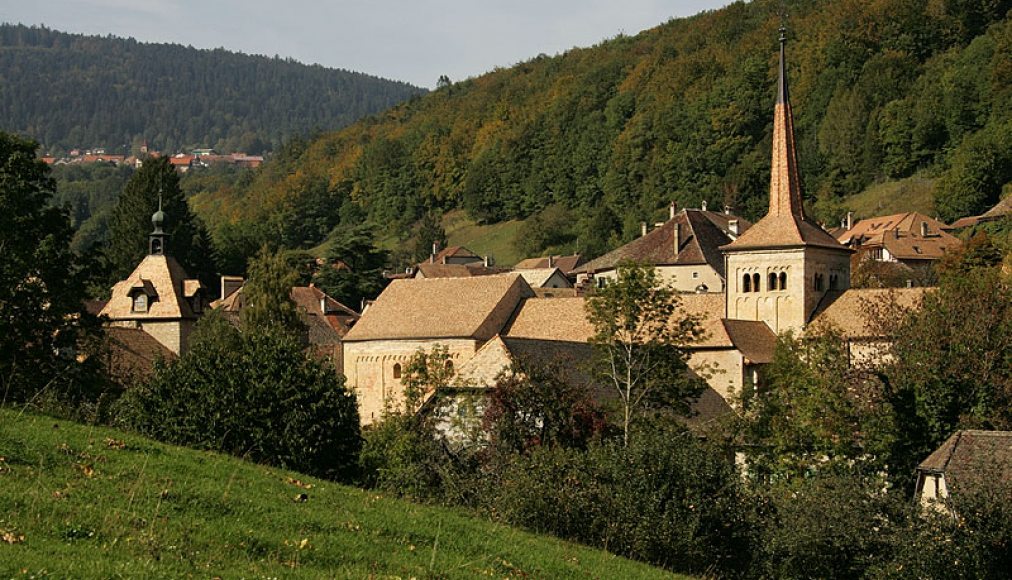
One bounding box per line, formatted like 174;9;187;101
768;26;804;219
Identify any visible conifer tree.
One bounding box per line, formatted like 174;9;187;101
104;156;215;282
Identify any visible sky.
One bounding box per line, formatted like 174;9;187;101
2;1;730;88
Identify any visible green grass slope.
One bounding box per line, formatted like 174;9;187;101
0;410;677;578
443;210;526;267
845;177;937;220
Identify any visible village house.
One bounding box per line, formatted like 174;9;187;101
914;430;1012;514
514;254;587;280
947;196;1012;230
573;203;751;294
99;202;206;355
834;212;961;270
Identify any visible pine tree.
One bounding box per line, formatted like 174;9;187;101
104;156;215;283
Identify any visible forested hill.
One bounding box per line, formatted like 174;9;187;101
0;24;425;154
196;0;1011;260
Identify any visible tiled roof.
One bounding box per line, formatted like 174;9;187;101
103;326;176;384
211;285;358;341
808;287;927;338
838;212;961;260
343;274;534;342
101;255;200;320
503;297;596;343
722;319;777;363
510;268;572;288
948;197;1012;229
415;263;507;278
918;430;1012;495
721;214;847;251
514;254;586;275
430;245;481;264
575;209;751;276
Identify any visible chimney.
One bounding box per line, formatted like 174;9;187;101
547;255;554;268
724;204;731;215
430;241;438;264
846;211;853;231
728;219;739;236
920;221;929;237
483;256;490;267
701;200;708;212
669;201;677;220
641;222;648;237
673;223;681;255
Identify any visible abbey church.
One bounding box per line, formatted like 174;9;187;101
342;31;925;425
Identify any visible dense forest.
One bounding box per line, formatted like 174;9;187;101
186;0;1011;264
0;24;425;154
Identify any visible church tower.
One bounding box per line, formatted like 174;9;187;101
721;29;852;334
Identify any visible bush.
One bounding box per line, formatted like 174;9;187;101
479;423;760;577
116;314;361;480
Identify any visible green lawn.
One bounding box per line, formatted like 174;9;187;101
0;409;678;578
443;210;527;267
845;176;937;220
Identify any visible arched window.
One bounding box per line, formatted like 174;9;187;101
444;360;454;372
768;273;778;291
392;363;402;379
753;273;761;292
814;274;824;291
743;274;751;293
779;272;787;290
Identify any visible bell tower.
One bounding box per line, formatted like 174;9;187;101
721;29;852;334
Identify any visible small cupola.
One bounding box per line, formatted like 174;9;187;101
149;192;170;256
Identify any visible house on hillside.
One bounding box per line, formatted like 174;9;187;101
834;212;961;270
100;204;206;355
915;430;1012;514
947;197;1012;230
510;268;573;289
573;203;751;293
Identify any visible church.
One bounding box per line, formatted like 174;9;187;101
342;31;928;427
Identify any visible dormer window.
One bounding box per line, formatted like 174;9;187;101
132;293;148;313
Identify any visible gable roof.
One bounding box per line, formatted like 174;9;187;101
514;254;586;275
343;274;534;342
918;430;1012;495
722;319;777;364
430;245;482;264
510;268;572;288
808;287;928;338
575;209;751;276
838;212;961;260
414;262;508;278
101;255;200;320
948;196;1012;229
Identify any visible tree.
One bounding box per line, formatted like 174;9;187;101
0;132;102;410
737;331;898;481
585;263;705;447
934;121;1012;222
104;156;215;283
311;226;388;309
410;210;447;264
241;246;305;338
117;311;361;480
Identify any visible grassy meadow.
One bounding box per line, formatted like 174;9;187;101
0;409;678;578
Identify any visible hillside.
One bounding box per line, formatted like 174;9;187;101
0;24;425;154
188;0;1011;265
0;409;676;578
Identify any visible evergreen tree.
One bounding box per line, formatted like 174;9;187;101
104;156;215;283
0;132;98;407
312;226;389;309
241;246;305;338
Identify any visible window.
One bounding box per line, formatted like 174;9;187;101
743;273;751;293
814;273;824;291
829;274;839;290
444;360;454;372
779;272;787;291
692;271;699;279
768;273;778;291
753;273;761;293
132;294;148;313
392;363;401;379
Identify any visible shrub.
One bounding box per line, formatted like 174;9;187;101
116;313;360;480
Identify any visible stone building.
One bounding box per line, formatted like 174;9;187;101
100;202;205;355
915;430;1012;514
573;204;751;293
